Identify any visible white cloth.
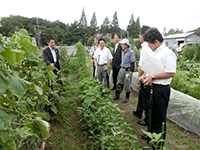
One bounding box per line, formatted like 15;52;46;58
142;44;177;85
94;47;113;65
114;43;119;53
138;42;153;67
49;46;57;63
89;45;99;56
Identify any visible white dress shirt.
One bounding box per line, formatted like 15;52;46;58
151;44;177;85
138;42;153;67
94;47;113;65
114;43;119;54
89;45;99;57
49;46;57;63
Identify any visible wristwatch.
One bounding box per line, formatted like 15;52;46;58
152;75;155;81
136;81;141;84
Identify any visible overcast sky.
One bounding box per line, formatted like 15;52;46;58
1;0;200;33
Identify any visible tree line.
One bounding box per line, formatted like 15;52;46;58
0;9;141;47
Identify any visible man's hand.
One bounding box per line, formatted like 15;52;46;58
144;75;153;86
138;73;146;82
136;81;141;90
104;66;108;71
50;63;55;67
127;71;132;78
138;73;153;86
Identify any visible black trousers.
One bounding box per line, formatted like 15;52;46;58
112;67;120;88
93;61;96;78
135;83;149;121
147;84;170;146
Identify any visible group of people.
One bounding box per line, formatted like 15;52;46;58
43;26;177;150
90;34;135;103
90;27;177;150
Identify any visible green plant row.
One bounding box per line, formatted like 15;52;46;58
77;78;140;150
0;29;75;149
170;60;200;100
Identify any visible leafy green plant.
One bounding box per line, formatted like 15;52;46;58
77;78;139;149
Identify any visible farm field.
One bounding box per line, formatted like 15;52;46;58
0;29;200;149
45;55;200;150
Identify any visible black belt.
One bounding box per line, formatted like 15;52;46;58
122;67;130;71
98;63;107;66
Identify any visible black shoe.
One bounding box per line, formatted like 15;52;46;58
111;86;116;90
124;98;129;103
123;91;130;103
113;96;119;100
141;134;150;141
132;111;142;119
137;120;148;126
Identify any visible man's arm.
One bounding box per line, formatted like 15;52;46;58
139;72;176;86
43;50;53;66
104;59;111;71
94;58;97;67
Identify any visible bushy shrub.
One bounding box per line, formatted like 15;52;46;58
87;36;94;46
183;40;200;62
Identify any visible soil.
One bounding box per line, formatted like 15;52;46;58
45;58;200;149
110;89;200;149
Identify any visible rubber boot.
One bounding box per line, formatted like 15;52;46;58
124;91;130;103
113;90;120;100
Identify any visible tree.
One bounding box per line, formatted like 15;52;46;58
127;13;135;38
133;17;140;38
90;12;98;35
100;16;111;34
111;11;121;36
79;8;87;28
129;13;135;25
167;28;183;36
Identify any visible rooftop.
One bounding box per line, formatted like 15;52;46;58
164;32;197;39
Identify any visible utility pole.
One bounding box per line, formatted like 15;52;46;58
34;18;41;49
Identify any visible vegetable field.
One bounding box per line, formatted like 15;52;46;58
0;29;200;150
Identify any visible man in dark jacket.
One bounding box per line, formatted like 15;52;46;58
111;33;122;90
43;37;61;75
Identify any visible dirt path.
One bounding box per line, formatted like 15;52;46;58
110;89;200;149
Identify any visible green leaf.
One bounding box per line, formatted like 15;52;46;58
43;95;51;106
141;129;153;139
50;106;58;114
16;126;36;138
34;117;50;139
0;69;9;93
14;51;23;65
34;85;43;95
0;47;15;66
5;139;16;150
1;132;11;143
26;98;36;107
0;98;17;107
8;76;30;98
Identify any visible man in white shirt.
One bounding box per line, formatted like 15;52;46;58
94;39;113;88
89;38;99;78
133;26;152;127
140;28;177;150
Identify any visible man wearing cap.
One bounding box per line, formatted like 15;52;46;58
140;28;177;150
113;39;136;103
94;39;113;88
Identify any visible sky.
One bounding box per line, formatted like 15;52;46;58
1;0;200;34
